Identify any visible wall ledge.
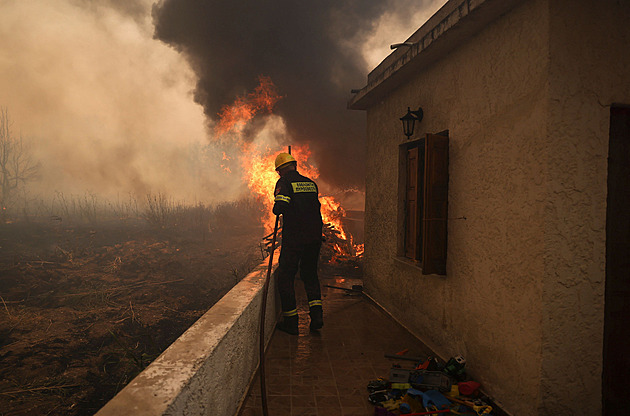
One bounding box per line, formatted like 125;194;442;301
95;258;279;416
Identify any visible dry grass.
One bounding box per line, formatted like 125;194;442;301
16;192;140;226
3;192;263;238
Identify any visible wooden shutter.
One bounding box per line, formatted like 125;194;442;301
405;147;422;259
422;133;449;275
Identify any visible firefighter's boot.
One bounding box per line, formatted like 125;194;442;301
277;315;298;335
309;305;324;331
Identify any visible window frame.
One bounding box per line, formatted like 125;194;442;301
397;132;449;275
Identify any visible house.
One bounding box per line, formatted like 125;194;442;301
348;0;630;414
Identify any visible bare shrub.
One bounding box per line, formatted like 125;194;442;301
144;193;177;228
143;193;212;237
143;193;262;239
109;193;140;219
211;197;261;228
0;108;40;221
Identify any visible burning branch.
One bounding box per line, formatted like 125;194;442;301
321;222;362;263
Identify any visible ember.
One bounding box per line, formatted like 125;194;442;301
220;152;231;173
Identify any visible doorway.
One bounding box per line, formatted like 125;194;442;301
603;105;630;414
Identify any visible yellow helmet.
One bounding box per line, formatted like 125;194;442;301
274;152;296;171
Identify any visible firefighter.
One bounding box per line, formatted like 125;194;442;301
272;152;324;335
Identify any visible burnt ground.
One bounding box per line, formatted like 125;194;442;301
0;214;267;416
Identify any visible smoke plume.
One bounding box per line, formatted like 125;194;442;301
152;0;446;190
0;0;445;208
0;0;247;204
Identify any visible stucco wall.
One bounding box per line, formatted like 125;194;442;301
365;1;549;414
364;0;630;414
540;1;630;414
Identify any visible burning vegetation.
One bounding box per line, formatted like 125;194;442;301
216;76;364;261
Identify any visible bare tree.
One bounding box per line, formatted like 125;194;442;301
0;107;40;220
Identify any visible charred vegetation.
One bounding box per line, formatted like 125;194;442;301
0;196;265;415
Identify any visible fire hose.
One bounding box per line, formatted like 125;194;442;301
259;214;279;416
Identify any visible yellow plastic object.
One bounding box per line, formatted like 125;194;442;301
473;404;493;415
446;385;460;397
381;399;402;411
274;152;296;170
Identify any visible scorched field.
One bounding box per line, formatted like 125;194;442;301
0;197;266;415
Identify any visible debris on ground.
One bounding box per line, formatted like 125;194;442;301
263;220;363;266
0;217;263;415
368;353;498;415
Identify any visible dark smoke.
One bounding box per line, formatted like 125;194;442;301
152;0;402;190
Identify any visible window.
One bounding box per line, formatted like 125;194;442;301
397;132;449;275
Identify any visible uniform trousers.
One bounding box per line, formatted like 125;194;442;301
277;241;322;314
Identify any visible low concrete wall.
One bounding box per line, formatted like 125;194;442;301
96;258;279;416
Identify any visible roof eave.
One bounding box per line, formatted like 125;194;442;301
348;0;526;111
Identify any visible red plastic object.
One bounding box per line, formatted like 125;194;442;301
458;381;481;396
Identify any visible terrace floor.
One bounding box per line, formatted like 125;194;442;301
238;270;434;416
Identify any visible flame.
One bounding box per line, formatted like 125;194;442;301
215;75;361;258
239;143;362;260
215;75;282;136
237;142;348;239
220;151;231;173
240;145;277;231
320;196;347;240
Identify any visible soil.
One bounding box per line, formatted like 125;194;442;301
0;216;267;416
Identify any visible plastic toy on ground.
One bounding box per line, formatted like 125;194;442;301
369;391;389;405
419;389;451;410
368;378;389;393
369;351;499;416
415;357;441;371
449;396;493;415
458;381;481;396
443;355;467;381
410;370;452;392
390;367;412;383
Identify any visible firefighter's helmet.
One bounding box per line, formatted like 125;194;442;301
275;152;296;171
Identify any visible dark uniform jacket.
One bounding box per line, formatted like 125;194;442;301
273;170;323;246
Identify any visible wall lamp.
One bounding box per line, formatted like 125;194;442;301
400;107;424;138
